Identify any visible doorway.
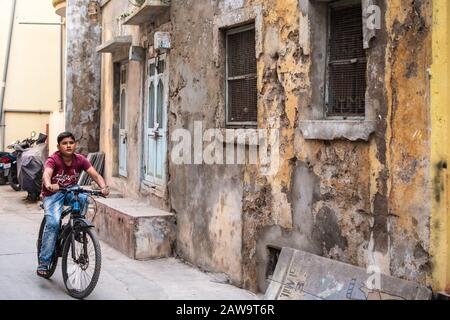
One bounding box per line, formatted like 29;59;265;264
143;55;168;187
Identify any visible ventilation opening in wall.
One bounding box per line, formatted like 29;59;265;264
266;246;281;284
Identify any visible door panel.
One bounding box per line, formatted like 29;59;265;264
119;64;128;177
147;136;156;177
144;56;168;186
155;138;163;179
148;83;155;129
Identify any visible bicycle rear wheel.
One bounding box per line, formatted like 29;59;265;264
36;216;58;279
61;228;101;299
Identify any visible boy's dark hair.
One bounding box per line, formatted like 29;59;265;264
57;132;76;144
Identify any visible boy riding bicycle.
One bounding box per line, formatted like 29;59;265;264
37;132;109;277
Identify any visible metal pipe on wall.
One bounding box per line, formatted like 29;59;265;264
0;0;17;151
59;17;64;113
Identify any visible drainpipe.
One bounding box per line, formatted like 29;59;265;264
59;16;64;113
0;0;17;151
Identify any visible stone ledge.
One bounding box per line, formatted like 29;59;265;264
92;198;175;260
299;120;376;141
96;36;132;54
122;0;171;26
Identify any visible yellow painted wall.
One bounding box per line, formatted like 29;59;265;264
4;111;49;146
430;0;450;293
0;0;62;149
48;110;65;153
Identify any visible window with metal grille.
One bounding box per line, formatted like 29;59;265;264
226;25;257;125
326;2;367;118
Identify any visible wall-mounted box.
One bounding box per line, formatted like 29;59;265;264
154;32;171;51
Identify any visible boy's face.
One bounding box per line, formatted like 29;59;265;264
58;137;76;156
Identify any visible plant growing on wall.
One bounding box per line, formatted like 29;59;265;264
116;12;131;36
118;12;131;20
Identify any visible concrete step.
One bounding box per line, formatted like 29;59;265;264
91;197;176;260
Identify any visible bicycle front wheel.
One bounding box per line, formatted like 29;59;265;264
61;228;101;299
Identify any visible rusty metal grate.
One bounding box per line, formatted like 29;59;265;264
327;3;366;117
227;26;257;124
227;28;256;77
228;78;257;123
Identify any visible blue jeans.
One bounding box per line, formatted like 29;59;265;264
38;189;88;266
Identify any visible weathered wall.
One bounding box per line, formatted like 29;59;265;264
168;0;245;284
246;0;433;292
167;0;433;291
385;0;432;283
66;0;102;154
99;0;145;199
430;0;450;293
97;0;435;293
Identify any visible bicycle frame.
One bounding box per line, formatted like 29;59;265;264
55;192;95;261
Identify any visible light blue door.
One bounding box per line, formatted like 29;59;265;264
144;56;168;186
119;64;128;177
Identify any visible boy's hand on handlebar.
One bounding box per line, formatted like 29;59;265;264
47;184;60;192
100;186;110;197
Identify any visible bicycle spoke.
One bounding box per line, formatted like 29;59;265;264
80;270;86;291
82;270;91;289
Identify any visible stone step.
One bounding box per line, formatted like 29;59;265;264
91;197;175;260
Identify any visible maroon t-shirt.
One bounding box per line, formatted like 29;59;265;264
41;151;92;198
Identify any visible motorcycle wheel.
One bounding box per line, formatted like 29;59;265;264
0;173;7;185
8;167;20;191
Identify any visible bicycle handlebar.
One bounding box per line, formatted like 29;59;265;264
58;186;107;198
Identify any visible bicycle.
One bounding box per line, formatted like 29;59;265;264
36;185;106;299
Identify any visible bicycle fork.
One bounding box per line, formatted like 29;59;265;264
70;219;76;261
70;219;89;262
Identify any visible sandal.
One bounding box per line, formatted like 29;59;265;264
36;264;49;278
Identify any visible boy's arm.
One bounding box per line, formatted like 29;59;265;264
43;167;58;192
85;167;110;196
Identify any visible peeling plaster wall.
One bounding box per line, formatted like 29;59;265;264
97;0;434;293
247;0;433;292
66;0;102;154
385;0;432;283
168;0;246;284
167;0;433;291
430;0;450;293
99;0;148;200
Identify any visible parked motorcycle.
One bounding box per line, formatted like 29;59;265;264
6;142;23;191
11;132;48;201
0;132;32;185
6;131;40;191
0;151;14;185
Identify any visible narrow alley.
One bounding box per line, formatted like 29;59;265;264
0;185;258;300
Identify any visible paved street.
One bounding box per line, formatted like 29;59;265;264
0;186;258;300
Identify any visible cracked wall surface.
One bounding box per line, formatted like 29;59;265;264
97;0;435;293
66;0;102;154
